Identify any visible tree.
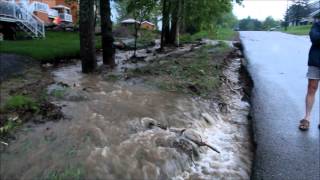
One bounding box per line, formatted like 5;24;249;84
115;0;131;21
238;17;263;31
283;9;290;30
127;0;156;57
79;0;97;73
160;0;168;50
262;16;280;30
216;12;238;29
116;0;243;50
160;0;241;48
286;0;311;26
100;0;115;67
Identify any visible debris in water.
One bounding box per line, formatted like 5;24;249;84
201;113;214;124
57;81;69;88
0;141;8;146
181;129;220;154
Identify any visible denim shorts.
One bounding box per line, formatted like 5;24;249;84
307;66;320;80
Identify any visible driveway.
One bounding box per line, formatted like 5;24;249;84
240;31;320;180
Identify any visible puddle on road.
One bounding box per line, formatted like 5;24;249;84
1;46;253;179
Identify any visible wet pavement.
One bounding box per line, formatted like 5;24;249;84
240;31;320;180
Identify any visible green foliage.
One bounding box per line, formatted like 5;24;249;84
4;95;39;111
127;0;157;21
238;17;263;31
51;89;67;99
216;12;238;28
180;28;235;43
0;95;38;136
103;74;121;81
138;29;159;44
262;16;280;30
44;166;85;180
282;24;311;35
286;0;311;24
0;32;102;62
116;0;160;25
215;28;236;40
179;33;192;43
183;0;234;33
116;0;241;36
115;0;130;21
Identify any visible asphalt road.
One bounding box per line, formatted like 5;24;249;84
240;31;320;180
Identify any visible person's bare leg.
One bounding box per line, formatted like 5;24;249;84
304;79;319;121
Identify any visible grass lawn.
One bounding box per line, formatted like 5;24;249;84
0;31;101;62
282;25;312;35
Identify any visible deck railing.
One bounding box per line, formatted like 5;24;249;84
0;0;45;38
48;9;58;18
59;13;72;22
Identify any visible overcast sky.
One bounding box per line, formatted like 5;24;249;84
233;0;294;21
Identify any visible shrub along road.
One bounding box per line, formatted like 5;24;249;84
241;31;319;180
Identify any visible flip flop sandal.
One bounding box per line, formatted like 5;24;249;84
299;119;310;131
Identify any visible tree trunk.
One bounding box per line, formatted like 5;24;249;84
94;1;98;29
180;0;186;34
100;0;115;66
133;18;138;57
168;0;181;45
175;0;182;46
169;2;178;45
160;0;168;50
80;0;97;73
163;0;172;45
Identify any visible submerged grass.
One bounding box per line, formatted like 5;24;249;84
128;42;232;97
0;95;39;136
3;95;39;111
43;166;85;180
0;119;21;137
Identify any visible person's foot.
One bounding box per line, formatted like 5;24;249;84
299;119;310;131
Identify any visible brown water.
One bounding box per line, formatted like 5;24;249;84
1;44;253;180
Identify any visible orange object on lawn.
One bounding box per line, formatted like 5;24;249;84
53;16;62;25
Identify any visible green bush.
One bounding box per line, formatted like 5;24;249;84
180;28;235;43
4;95;39;111
44;166;85;180
215;28;236;40
180;33;193;43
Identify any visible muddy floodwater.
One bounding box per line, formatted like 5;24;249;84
1;46;253;179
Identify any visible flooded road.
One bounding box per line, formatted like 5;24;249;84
1;45;253;179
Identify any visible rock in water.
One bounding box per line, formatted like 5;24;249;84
141;117;158;129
